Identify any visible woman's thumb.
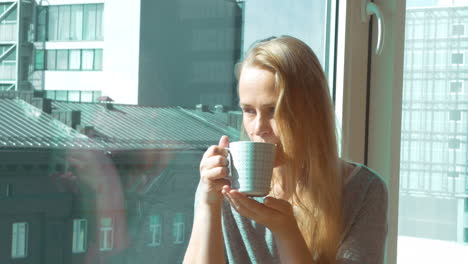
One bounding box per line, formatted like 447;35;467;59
218;135;229;148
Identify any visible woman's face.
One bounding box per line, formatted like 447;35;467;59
238;65;280;145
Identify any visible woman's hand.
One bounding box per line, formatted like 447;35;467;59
198;135;232;206
221;185;298;237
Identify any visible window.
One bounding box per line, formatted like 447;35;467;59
56;50;69;70
83;5;97;40
70;5;84;40
36;6;47;41
43;4;104;41
82;49;94;70
465;228;468;243
47;50;57;70
173;213;185;244
99;217;113;251
47;6;59;41
148;215;162;247
72;219;87;253
452;24;465;36
465;198;468;213
11;222;28;259
35;49;45;70
0;183;11;197
448;172;459;178
449;110;461;122
69;50;81;70
450;81;463;94
57;5;72;40
448;138;461;150
39;49;102;71
94;49;103;70
451;52;464;65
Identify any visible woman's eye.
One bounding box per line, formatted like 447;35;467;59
242;108;256;114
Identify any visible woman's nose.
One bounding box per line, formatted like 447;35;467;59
253;116;271;137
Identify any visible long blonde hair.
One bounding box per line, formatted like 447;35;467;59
238;36;344;263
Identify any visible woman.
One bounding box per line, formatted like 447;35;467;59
184;36;388;264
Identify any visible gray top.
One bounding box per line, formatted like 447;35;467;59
195;163;388;264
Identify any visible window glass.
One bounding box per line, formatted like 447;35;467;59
48;6;59;40
81;49;94;70
94;49;103;70
72;219;87;253
70;5;84;40
46;50;57;70
56;50;69;70
83;5;97;40
399;3;468;263
35;49;45;70
5;1;337;263
11;222;28;259
69;50;81;70
58;5;72;40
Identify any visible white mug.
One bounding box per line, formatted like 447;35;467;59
226;141;276;196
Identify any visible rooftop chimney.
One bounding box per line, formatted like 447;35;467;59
196;104;209;112
52;110;81;129
214;104;226;113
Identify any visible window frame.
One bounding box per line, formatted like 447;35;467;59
173;213;185;244
148;215;162;247
337;1;406;263
99;217;114;251
72;219;88;253
11;222;28;259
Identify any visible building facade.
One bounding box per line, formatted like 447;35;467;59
399;6;468;243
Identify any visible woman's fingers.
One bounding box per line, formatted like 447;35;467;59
202;145;228;160
223;191;262;219
202;166;229;181
200;155;229;171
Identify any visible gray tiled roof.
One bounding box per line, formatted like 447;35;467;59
52;101;240;150
0;99;101;149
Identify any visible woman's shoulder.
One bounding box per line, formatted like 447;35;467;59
343;162;388;206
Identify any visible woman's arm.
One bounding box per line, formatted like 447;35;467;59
183;193;226;264
273;222;315;264
184;137;231;263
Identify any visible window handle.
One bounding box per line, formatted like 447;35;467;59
361;0;385;55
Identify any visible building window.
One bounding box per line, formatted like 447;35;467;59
465;198;468;213
450;81;463;94
69;50;81;70
56;50;69;70
465;228;468;243
39;49;103;71
81;49;94;70
448;138;461;150
449;110;461;121
99;217;113;251
173;213;185;244
452;24;465;36
148;215;162;247
72;219;87;253
11;222;28;259
448;172;459;178
0;183;11;197
43;4;104;41
451;52;464;65
94;49;103;70
35;49;45;70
